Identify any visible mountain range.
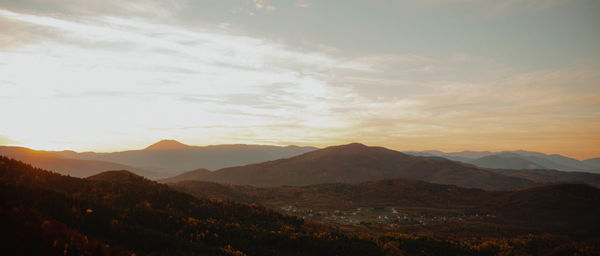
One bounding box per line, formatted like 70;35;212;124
0;140;316;179
2;141;599;190
405;150;600;173
164;143;537;190
2;142;600;255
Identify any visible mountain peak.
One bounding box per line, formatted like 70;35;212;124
329;143;369;150
144;139;193;151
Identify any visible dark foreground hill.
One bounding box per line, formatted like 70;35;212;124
2;156;599;255
0;156;385;256
169;143;536;190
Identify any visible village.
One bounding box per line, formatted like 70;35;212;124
279;205;497;227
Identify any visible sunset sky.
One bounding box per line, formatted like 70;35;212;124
0;0;599;159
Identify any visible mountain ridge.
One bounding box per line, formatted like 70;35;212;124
0;141;318;179
405;150;599;173
169;143;537;190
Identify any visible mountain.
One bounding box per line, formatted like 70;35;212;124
403;151;472;163
0;141;317;179
2;156;597;255
511;150;589;170
582;158;600;169
144;139;195;150
0;156;385;256
469;155;544;170
444;150;495;159
55;141;318;178
171;143;536;190
171;178;600;237
0;146;149;178
406;150;599;173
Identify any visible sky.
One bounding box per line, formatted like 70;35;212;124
0;0;599;159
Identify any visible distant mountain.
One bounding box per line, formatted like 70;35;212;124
403;151;472;163
170;143;536;190
144;139;195;150
406;150;599;173
469;155;544;170
1;141;317;179
511;150;589;170
582;158;600;169
56;140;318;178
445;150;495;159
0;146;149;178
171;178;600;236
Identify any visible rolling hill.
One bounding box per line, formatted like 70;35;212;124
0;156;385;256
159;168;212;183
486;168;600;188
169;143;536;190
583;158;600;169
171;178;489;209
171;178;600;237
0;146;148;178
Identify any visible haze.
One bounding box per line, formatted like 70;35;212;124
0;0;599;159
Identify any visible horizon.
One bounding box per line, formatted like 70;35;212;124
1;139;597;160
1;1;599;159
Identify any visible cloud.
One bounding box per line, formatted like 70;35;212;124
415;0;576;17
0;8;352;151
0;2;597;158
295;0;311;8
252;0;276;11
0;0;181;18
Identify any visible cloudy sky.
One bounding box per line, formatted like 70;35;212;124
0;0;599;159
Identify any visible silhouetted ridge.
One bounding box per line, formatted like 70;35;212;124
0;155;385;255
470;155;544;169
171;143;535;190
144;139;193;150
87;170;149;183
